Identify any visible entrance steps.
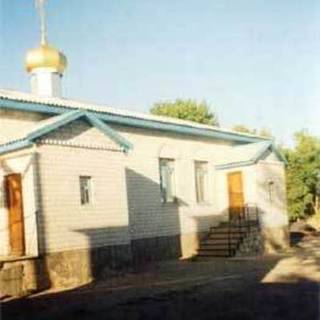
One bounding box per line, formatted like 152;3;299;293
197;221;260;258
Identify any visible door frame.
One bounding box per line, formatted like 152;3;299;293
5;173;26;257
227;171;245;221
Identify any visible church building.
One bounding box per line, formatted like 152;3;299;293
0;2;288;293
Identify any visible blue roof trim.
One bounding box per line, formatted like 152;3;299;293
251;141;273;162
0;140;33;155
27;110;83;141
28;110;133;151
251;141;287;164
270;142;287;164
95;113;266;144
0;97;268;144
0;97;67;115
85;113;133;151
215;141;286;170
0;110;133;155
215;160;255;170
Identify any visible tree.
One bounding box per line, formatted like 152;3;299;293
150;99;219;126
232;125;257;135
232;125;272;138
283;131;320;221
259;128;272;139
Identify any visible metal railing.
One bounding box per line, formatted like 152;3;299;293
227;203;260;256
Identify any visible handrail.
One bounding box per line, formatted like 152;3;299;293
228;203;260;256
244;203;260;230
228;219;231;256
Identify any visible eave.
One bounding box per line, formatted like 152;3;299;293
0;110;133;155
0;97;268;144
215;141;287;170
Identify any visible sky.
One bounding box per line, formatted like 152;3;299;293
0;0;319;146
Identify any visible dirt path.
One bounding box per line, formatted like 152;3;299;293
1;235;320;320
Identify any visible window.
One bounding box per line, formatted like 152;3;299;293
267;179;274;204
195;161;208;203
80;176;92;205
159;159;176;203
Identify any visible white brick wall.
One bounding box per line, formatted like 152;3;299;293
0;109;49;143
35;120;130;253
0;110;288;255
37;145;130;253
215;152;288;230
113;125;237;240
39;120;120;151
36;121;238;252
256;159;288;228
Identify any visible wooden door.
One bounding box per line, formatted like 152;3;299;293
228;171;245;220
5;174;25;256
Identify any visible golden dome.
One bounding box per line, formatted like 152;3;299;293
25;44;67;74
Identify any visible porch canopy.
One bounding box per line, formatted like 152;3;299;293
215;141;286;170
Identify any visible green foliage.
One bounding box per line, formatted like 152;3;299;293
150;99;219;126
283;131;320;221
259;128;272;138
232;125;272;138
232;125;256;134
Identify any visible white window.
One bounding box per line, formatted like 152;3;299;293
195;161;208;203
80;176;92;205
159;159;176;203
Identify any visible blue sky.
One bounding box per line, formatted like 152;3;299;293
0;0;319;146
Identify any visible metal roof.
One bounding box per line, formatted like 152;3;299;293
0;89;270;144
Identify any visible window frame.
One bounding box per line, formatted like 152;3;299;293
194;161;209;204
159;158;176;204
79;176;93;206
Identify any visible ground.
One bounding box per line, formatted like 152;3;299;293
1;232;320;320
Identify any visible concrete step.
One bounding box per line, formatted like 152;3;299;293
195;220;260;259
210;227;248;233
217;222;259;228
201;238;238;245
197;249;233;257
208;233;244;240
199;243;237;250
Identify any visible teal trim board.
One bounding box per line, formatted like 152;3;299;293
26;110;84;141
0;110;133;155
215;141;287;170
85;113;133;152
0;140;33;155
0;96;268;144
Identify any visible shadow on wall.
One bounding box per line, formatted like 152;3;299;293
59;168;229;285
31;152;51;291
44;167;183;286
74;226;132;282
125;167;229;262
182;208;230;258
125;168;182;265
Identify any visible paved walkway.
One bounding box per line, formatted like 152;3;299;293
1;234;320;320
